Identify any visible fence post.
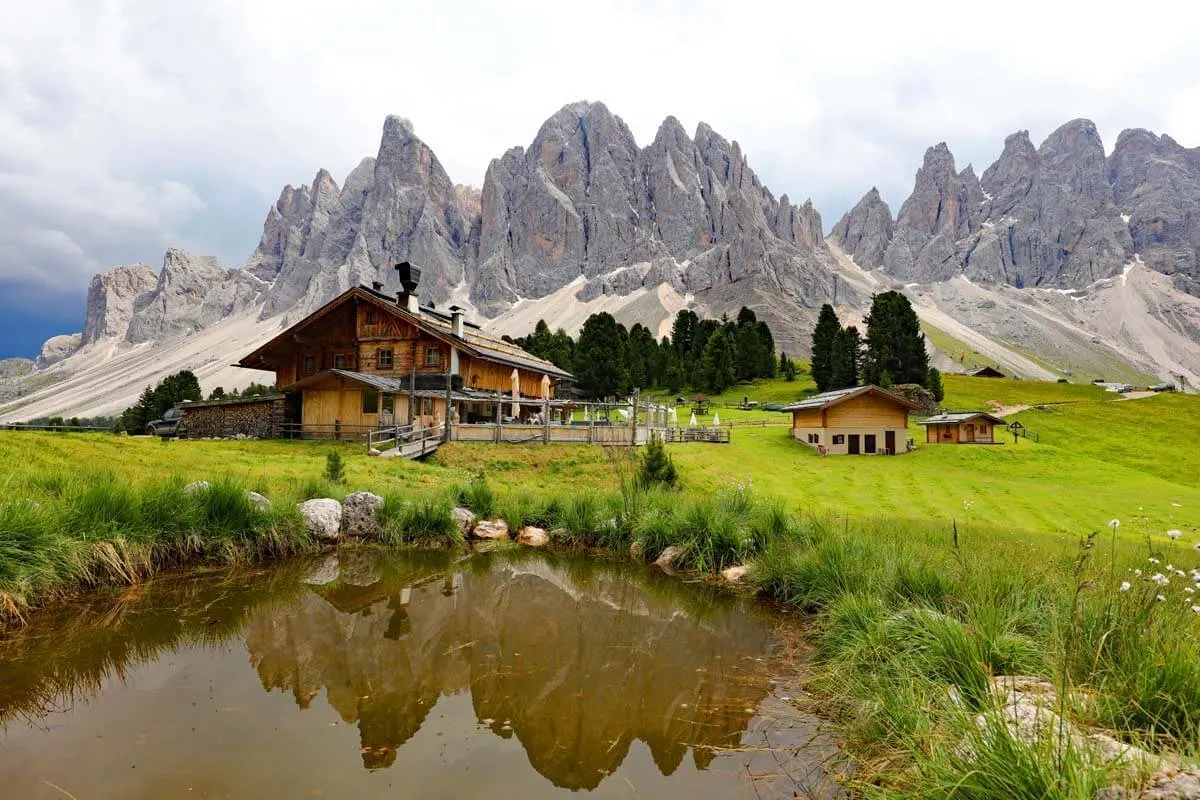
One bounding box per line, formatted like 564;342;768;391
495;401;502;443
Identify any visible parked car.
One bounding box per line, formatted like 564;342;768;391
146;407;185;437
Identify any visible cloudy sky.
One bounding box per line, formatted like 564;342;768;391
2;0;1199;357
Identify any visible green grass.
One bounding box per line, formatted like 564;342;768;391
2;377;1199;795
921;322;999;373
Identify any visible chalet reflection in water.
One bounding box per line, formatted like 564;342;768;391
0;550;812;797
245;550;775;787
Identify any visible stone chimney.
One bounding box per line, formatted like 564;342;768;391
449;305;465;338
395;261;421;314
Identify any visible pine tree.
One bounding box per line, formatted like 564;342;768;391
830;326;862;389
810;304;841;392
928;367;945;402
862;292;929;387
756;321;777;378
779;353;798;382
700;328;737;393
573;312;629;398
638;433;678;489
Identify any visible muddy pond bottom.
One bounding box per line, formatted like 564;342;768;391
0;549;841;799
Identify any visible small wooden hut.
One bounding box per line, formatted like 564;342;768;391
917;412;1006;444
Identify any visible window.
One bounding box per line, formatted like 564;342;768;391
377;348;393;369
381;394;394;414
421;397;433;415
807;433;820;444
424;346;441;367
334;354;347;370
832;434;845;445
362;390;379;414
302;355;315;375
365;310;376;324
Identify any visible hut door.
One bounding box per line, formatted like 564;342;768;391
885;430;896;455
848;434;861;455
965;423;975;442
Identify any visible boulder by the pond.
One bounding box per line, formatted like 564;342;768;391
303;553;340;586
247;491;271;511
343;491;384;538
721;564;749;584
298;498;342;543
961;675;1182;782
473;519;509;540
451;507;477;536
629;540;644;559
654;545;686;571
518;526;550;547
1138;770;1200;799
183;480;211;493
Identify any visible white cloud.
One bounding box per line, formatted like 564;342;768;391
1;0;1199;292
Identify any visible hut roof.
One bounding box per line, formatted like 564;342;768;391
779;385;922;412
917;411;1007;425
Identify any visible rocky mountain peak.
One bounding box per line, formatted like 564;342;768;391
126;249;262;344
830;187;895;268
1108;126;1200;280
82;263;159;345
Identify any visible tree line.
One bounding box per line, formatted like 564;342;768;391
810;291;943;401
508;307;789;397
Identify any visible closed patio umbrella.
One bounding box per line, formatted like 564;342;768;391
510;369;520;418
689;412;698;427
712;410;720;427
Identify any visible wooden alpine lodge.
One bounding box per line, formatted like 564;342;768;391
211;263;696;455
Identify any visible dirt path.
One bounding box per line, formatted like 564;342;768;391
1117;391;1157;401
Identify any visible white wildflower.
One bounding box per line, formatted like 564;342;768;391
1120;581;1132;592
1134;569;1142;577
1149;557;1160;565
1172;502;1182;508
1109;519;1120;529
1192;605;1200;614
1151;572;1170;587
1185;587;1195;595
1168;529;1182;540
1157;594;1167;602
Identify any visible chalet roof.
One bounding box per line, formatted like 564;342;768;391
917;412;1007;425
779;384;922;413
964;366;1005;378
237;286;572;380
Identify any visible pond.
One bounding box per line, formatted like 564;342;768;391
0;549;842;798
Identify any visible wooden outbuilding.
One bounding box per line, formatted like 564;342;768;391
963;365;1006;378
917;412;1006;444
780;385;919;455
236;262;572;438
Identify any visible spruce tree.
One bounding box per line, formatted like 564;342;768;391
928;367;945;402
639;433;678;489
862;292;929;386
700;328;737;393
810;304;841;392
573;312;629;398
830;326;862;389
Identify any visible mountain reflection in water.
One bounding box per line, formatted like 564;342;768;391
0;549;839;798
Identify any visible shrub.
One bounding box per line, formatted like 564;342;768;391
324;451;346;484
638;434;677;489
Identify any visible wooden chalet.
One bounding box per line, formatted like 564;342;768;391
237;263;572;438
780;385;919;455
917;412;1005;444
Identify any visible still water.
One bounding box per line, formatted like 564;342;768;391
0;549;841;798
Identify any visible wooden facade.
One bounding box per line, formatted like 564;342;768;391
918;412;1005;444
237;285;571;437
782;385;919;456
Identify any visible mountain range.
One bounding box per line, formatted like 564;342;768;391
3;102;1200;420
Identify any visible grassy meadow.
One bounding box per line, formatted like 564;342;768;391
2;374;1200;795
